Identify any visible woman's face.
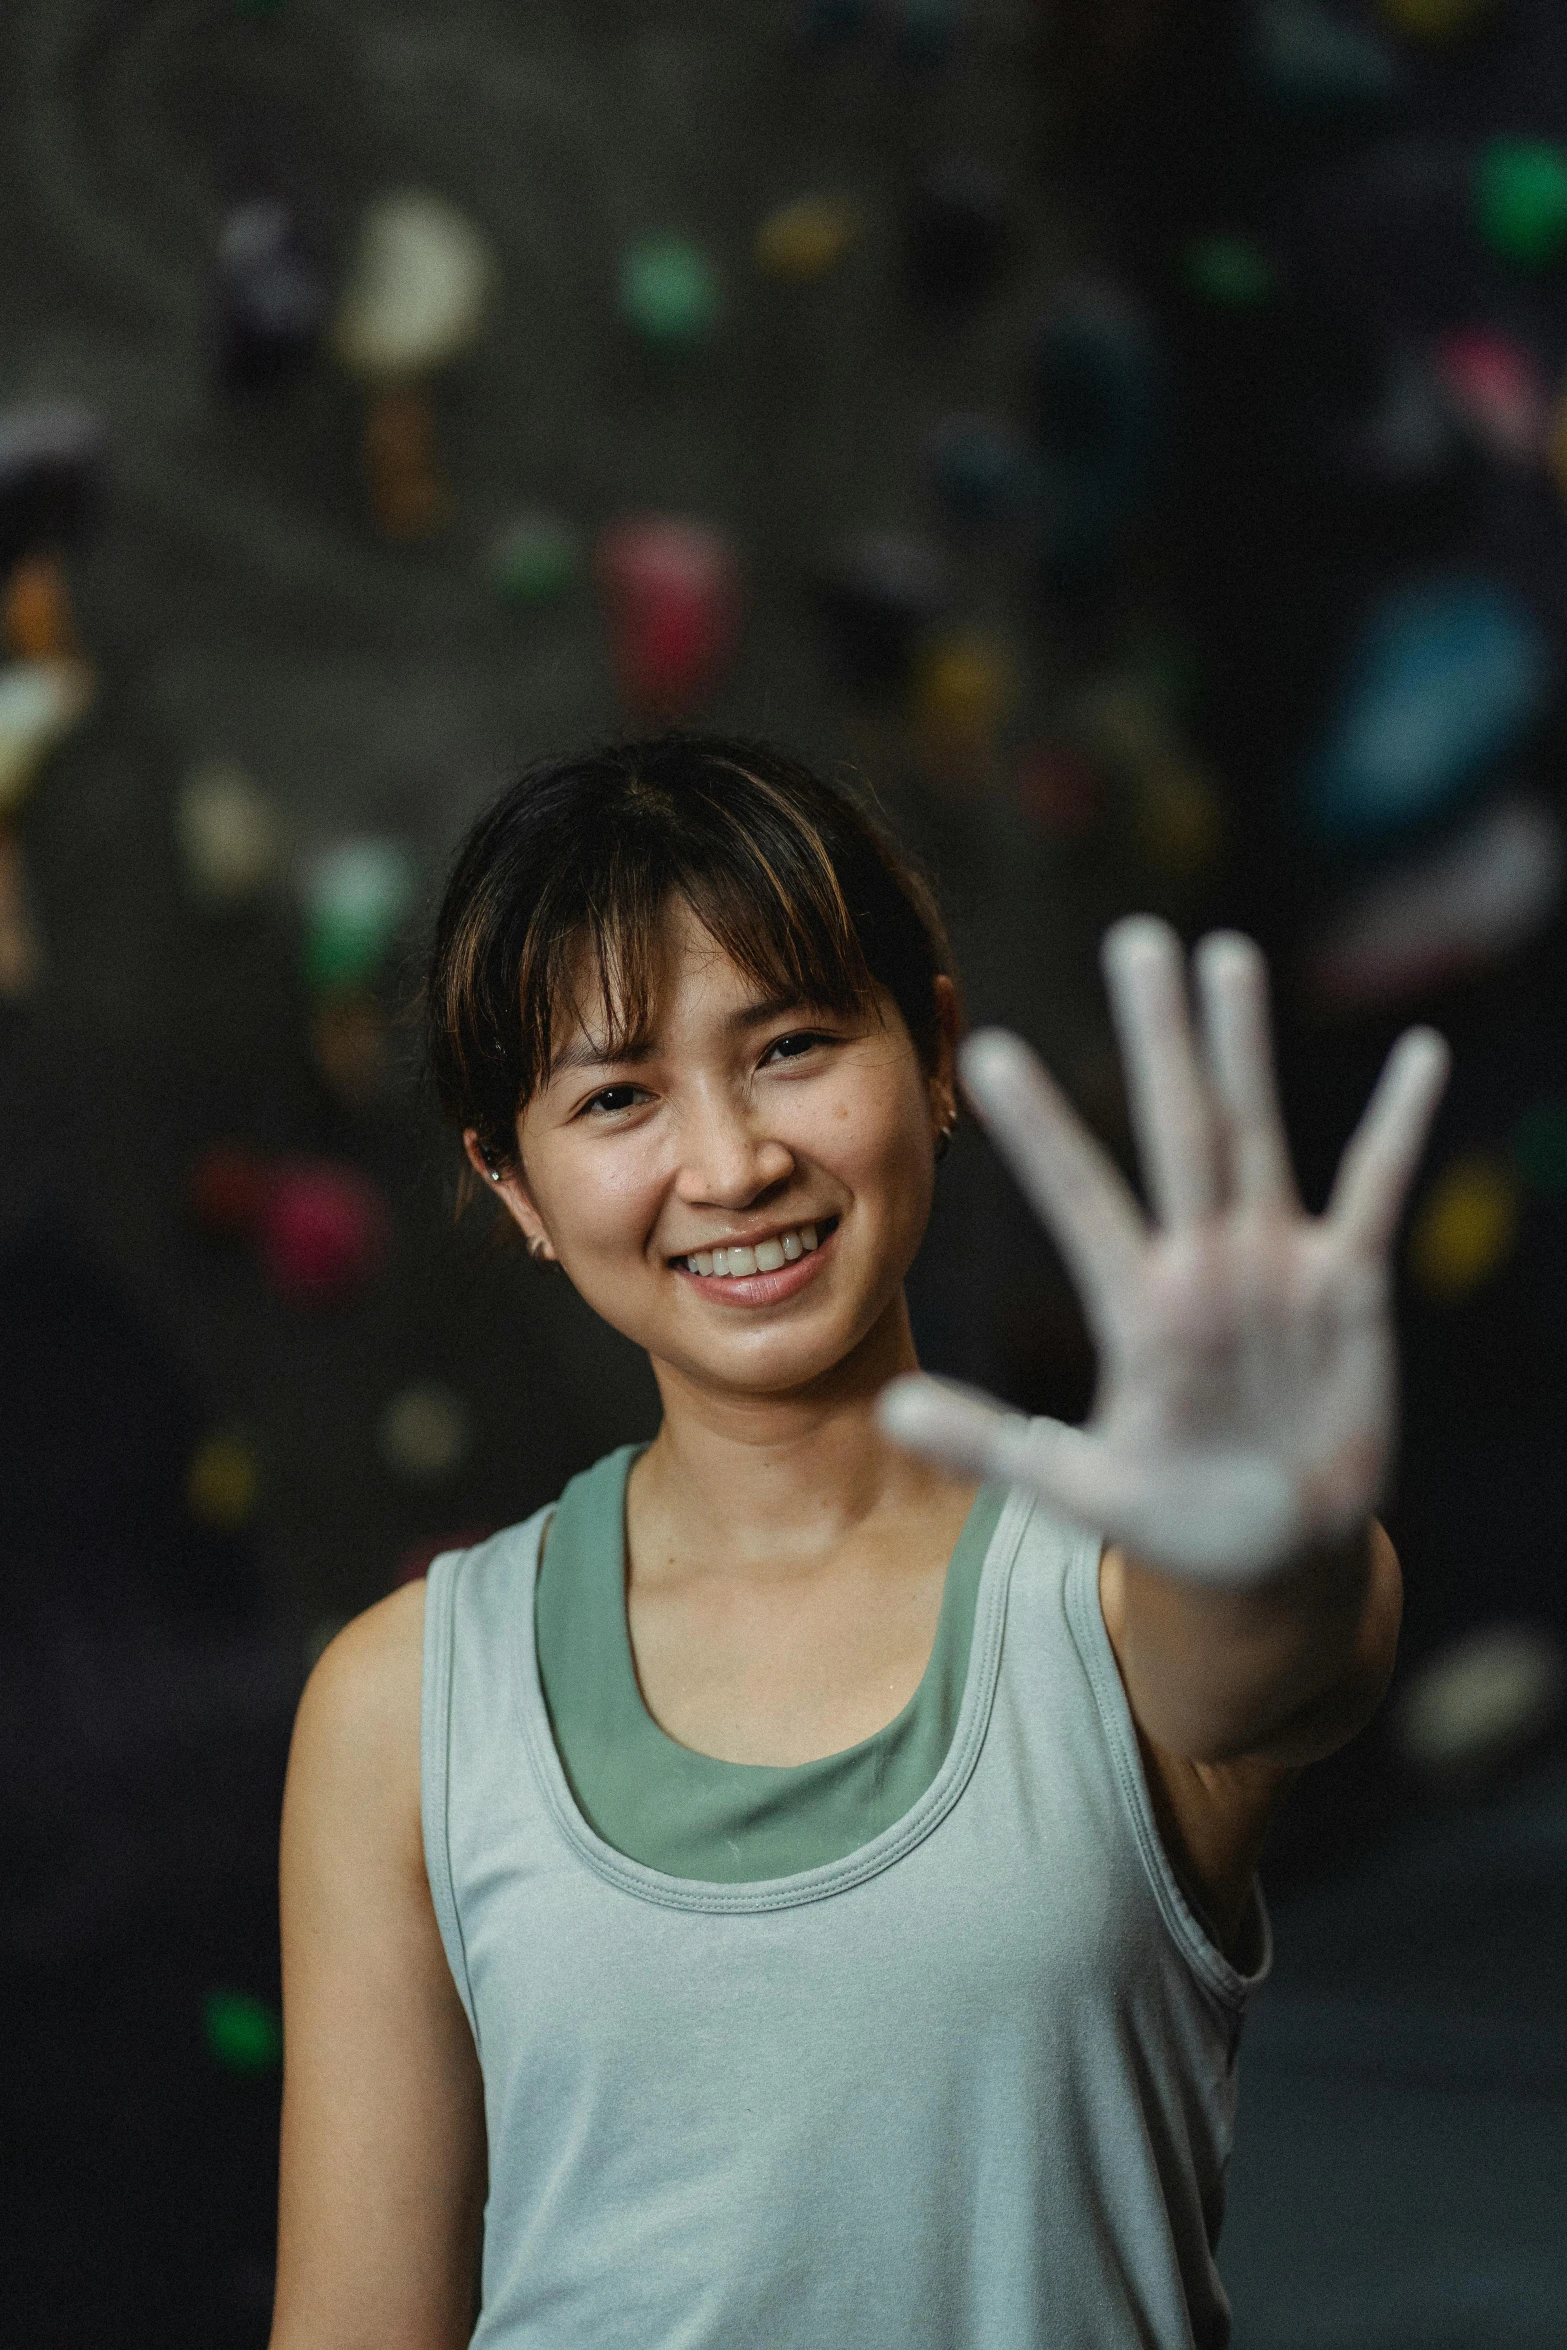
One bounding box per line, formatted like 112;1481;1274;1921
474;896;955;1402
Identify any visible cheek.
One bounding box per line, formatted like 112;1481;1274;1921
526;1134;666;1253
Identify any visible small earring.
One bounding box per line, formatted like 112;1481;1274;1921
934;1120;955;1162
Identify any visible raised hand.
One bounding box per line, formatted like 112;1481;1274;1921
881;917;1450;1587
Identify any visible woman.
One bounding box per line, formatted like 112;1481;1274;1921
270;734;1447;2349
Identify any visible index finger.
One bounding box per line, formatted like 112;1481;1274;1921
960;1028;1146;1317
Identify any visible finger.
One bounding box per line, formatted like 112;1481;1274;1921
1193;931;1298;1210
959;1029;1145;1312
878;1375;1115;1524
1327;1027;1452;1254
1102;915;1218;1227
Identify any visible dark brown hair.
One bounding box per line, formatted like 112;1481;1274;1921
425;733;956;1187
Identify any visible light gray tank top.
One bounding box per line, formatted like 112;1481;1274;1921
422;1479;1273;2350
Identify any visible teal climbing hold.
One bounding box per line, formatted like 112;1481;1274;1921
620;239;722;347
1303;578;1554;841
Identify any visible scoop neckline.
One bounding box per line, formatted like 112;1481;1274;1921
594;1441;1003;1780
515;1474;1035;1913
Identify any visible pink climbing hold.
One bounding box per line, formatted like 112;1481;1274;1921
1433;329;1548;465
257;1159;390;1304
594;516;743;719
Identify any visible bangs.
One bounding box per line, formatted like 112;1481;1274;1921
516;762;882;1091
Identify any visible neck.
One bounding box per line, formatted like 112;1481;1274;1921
634;1291;957;1567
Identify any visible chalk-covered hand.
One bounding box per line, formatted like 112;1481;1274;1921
881;917;1450;1587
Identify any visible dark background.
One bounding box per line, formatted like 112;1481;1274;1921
2;2;1564;2343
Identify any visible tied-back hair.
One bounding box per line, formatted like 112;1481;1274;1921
425;733;956;1195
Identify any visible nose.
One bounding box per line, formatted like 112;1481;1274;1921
673;1086;795;1210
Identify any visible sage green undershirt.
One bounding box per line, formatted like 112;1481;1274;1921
534;1444;1008;1884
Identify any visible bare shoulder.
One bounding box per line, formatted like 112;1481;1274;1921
286;1581;428;1864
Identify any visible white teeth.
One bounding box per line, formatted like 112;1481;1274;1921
681;1221;827;1276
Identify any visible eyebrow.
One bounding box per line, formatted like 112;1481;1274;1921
549;993;831;1077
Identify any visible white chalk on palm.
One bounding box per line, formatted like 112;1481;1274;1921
333;192;495;381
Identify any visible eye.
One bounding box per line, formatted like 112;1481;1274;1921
762;1029;834;1065
581;1083;647;1117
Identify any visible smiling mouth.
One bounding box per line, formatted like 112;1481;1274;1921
671;1215;840;1280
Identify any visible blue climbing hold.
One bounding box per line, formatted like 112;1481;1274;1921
1251;0;1409;120
1303;578;1554;842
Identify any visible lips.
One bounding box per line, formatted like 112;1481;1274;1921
669;1216;840;1306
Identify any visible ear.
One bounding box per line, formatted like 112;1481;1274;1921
930;974;961;1130
461;1128;559;1261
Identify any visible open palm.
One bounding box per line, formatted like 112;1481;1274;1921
882;918;1450;1587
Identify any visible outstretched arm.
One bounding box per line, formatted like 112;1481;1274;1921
882;916;1448;1765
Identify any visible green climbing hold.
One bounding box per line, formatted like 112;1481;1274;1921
1512;1100;1567;1194
619;238;722;347
1475;139;1567;270
1180;235;1278;307
204;1988;281;2074
491;513;581;606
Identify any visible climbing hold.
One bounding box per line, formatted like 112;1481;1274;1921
186;1433;261;1532
1180;235;1278;307
361;386;451;540
309;991;391;1111
1512;1100;1567;1195
1474;138;1567;270
1379;0;1493;37
213;198;328;392
1302;578;1552;842
1408;1151;1519;1297
619;237;722;348
3;553;81;662
922;414;1035;536
1012;741;1103;838
812;531;950;694
1030;279;1165;585
755;195;861;283
333;192;494;382
301;837;416;993
177;758;285;905
594;517;743;718
0;824;41;1000
188;1141;271;1240
911;630;1016;774
1304;795;1562;1007
1393;1622;1564;1777
491;512;581;606
1434;328;1547;465
1074;674;1222;877
378;1383;472;1484
0;402;107;574
1251;0;1408;118
904;157;1010;307
0;660;95;818
204;1988;281;2074
258;1160;390;1304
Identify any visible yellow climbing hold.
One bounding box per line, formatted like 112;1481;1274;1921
755;196;861;282
1407;1152;1518;1298
1379;0;1493;39
186;1433;260;1531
